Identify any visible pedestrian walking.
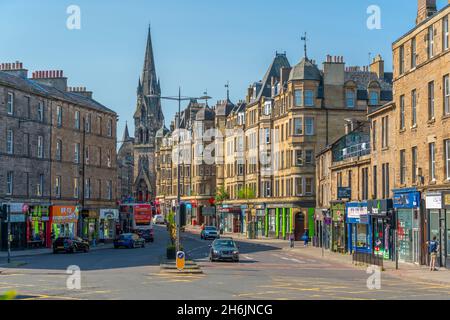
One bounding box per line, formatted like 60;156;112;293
427;236;440;271
289;233;295;248
302;230;309;247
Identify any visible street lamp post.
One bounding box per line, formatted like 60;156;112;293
147;89;211;253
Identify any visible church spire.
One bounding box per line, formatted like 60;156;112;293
142;25;159;96
122;121;132;142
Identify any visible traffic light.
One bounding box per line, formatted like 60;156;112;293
179;203;186;227
0;204;7;220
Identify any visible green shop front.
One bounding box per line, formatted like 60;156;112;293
265;203;315;241
330;201;346;253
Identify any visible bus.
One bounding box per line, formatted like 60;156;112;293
119;203;153;234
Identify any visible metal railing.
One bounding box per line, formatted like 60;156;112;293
352;251;384;269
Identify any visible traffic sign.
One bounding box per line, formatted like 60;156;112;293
176;251;185;271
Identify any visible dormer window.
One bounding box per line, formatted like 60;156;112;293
346;90;355;108
369;91;379;106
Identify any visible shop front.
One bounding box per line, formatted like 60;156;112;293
219;206;242;233
330;201;346;253
0;203;27;251
81;210;100;243
368;199;394;260
393;188;421;264
254;204;266;239
99;209;119;242
347;202;371;254
426;191;450;268
27;205;51;248
201;206;216;227
265;205;294;240
50;206;78;239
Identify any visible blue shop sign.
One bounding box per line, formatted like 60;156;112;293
346;202;368;224
393;188;421;209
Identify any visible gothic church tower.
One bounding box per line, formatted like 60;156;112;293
133;26;164;202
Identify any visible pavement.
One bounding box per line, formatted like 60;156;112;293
0;225;449;300
0;243;114;261
186;225;450;286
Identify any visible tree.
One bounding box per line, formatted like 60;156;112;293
238;187;255;200
215;186;230;205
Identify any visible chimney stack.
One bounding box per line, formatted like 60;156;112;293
370;54;385;79
32;69;67;91
0;61;28;78
416;0;437;25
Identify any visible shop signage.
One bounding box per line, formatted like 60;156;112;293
30;206;50;222
219;207;241;214
393;189;420;209
426;193;443;209
368;199;393;217
7;214;26;223
100;209;119;220
51;206;78;223
202;207;216;217
9;203;24;214
347;206;368;219
444;192;450;210
338;187;351;199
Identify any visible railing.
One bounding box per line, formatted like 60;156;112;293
352;251;384;269
334;142;371;162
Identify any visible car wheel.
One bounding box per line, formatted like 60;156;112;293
114;246;119;249
53;249;58;254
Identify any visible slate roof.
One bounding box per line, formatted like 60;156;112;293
215;99;235;117
195;106;215;121
255;53;291;101
0;71;116;115
289;58;322;81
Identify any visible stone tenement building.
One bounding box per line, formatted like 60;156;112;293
154;50;393;240
314;0;450;268
0;62;117;250
133;27;164;202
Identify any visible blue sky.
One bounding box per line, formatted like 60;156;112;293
1;0;448;141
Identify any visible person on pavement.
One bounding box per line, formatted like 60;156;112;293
427;236;440;271
303;230;309;247
289;233;295;248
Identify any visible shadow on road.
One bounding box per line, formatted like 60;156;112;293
0;225;170;272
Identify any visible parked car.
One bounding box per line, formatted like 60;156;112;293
114;233;146;249
53;237;90;254
209;238;239;262
153;214;165;224
201;226;219;240
136;228;154;243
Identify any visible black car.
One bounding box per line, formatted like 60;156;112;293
209;238;239;262
53;237;90;254
136;229;154;243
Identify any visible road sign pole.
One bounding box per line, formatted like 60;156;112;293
7;204;11;264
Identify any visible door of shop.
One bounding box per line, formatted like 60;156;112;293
294;213;305;241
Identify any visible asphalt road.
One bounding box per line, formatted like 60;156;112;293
0;225;449;300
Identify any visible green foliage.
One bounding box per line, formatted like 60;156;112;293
0;291;16;300
215;186;230;204
238;187;256;200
